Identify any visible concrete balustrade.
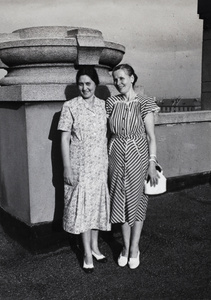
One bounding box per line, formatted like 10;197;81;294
155;111;211;189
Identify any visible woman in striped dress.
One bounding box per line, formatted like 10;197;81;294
106;64;160;269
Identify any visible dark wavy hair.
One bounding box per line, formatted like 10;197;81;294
112;63;138;87
76;66;100;86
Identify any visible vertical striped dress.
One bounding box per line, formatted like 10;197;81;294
106;94;160;226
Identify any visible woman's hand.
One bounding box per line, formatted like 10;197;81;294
146;162;160;187
63;166;73;185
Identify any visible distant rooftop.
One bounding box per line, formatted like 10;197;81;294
156;98;201;113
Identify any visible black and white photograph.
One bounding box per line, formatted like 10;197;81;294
0;0;210;299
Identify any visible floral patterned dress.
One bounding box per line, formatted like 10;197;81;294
58;96;111;234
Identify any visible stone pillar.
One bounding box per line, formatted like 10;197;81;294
0;26;125;253
198;0;211;109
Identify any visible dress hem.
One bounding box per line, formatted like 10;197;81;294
63;225;111;235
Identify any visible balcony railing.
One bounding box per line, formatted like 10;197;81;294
157;98;201;113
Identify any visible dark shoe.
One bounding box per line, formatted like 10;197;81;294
83;261;94;273
92;251;107;263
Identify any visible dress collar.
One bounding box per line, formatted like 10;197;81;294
79;95;96;113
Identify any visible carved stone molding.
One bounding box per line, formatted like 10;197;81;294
0;26;125;85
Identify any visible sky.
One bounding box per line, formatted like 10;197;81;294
0;0;203;98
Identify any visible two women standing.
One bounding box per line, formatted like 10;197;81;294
58;64;160;273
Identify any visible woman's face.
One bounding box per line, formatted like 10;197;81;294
78;75;96;99
112;69;134;95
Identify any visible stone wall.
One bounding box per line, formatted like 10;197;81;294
155;111;211;179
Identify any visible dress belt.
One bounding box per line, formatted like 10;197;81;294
112;133;146;140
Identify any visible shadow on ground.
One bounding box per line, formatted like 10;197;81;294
0;184;210;300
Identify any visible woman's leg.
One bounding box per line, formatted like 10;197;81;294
129;220;144;257
81;230;93;265
121;222;131;257
91;229;102;255
91;229;107;263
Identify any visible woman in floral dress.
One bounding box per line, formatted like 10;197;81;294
106;64;160;269
58;66;111;273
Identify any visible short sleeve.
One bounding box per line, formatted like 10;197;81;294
57;104;73;132
105;97;113;118
141;96;160;121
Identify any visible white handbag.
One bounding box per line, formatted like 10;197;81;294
144;163;167;195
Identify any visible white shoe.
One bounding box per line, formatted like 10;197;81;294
118;251;128;267
83;260;94;273
128;251;140;269
92;251;107;263
83;261;94;268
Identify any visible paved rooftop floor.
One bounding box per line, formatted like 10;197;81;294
0;184;210;300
